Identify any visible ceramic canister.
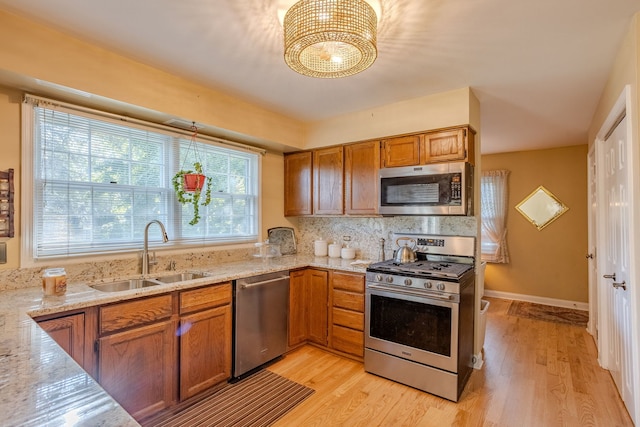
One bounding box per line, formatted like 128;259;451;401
314;239;328;256
341;246;356;259
328;243;342;258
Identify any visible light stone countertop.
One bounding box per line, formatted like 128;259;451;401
0;254;370;427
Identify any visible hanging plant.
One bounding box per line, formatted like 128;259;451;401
172;124;212;225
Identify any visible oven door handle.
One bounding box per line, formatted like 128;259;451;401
367;283;454;301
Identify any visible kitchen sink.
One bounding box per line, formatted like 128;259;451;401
154;272;207;283
90;279;162;292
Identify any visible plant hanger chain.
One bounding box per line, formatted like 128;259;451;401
180;122;203;171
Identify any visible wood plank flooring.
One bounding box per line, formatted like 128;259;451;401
268;297;634;426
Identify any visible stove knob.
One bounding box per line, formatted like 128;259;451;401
403;278;412;286
375;274;383;282
386;276;394;283
424;281;433;289
437;282;445;291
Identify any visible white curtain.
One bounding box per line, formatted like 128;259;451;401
481;170;510;263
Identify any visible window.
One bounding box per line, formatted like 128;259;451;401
480;170;510;263
23;96;260;261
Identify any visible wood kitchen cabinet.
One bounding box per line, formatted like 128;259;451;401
284;151;313;216
35;307;98;378
313;146;344;215
344;140;380;215
288;268;329;347
381;134;421;167
308;269;329;346
288;269;309;347
329;271;365;359
97;294;176;420
178;282;232;400
421;126;475;164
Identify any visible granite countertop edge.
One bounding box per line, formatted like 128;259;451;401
0;254;371;427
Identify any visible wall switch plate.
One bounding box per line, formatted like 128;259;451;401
0;242;6;264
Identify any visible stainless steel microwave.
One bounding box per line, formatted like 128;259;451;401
378;162;473;216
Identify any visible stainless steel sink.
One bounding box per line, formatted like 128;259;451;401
90;279;162;292
154;272;207;283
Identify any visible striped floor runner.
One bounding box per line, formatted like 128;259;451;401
143;370;314;427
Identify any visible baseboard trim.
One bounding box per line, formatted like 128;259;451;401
483;290;588;311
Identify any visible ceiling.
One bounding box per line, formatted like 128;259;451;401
0;0;638;154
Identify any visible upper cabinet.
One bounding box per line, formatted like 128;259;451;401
421;127;475;164
284;151;313;216
381;126;475;168
381;135;421;167
284;125;474;217
313;146;344;215
345;140;380;215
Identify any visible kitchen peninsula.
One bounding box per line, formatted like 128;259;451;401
0;254;367;426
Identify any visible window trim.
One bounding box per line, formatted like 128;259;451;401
20;94;265;267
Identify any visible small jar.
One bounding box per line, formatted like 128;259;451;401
42;268;67;296
314;239;328;257
328;243;342;258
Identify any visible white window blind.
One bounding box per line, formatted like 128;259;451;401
25;97;260;260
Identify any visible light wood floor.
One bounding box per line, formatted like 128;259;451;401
268;297;634;427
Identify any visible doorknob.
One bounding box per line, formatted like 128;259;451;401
603;273;616;280
612;281;627;290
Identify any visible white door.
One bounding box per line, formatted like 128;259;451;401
587;146;597;339
600;112;635;420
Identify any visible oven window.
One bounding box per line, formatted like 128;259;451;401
369;294;452;356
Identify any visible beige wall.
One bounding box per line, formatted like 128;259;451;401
0;10;477;273
482;145;589;303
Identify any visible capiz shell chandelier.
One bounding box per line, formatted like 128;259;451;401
284;0;378;78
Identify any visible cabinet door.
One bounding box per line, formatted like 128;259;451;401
421;128;467;163
180;304;232;400
98;320;176;420
345;140;380;215
38;313;85;367
288;270;308;347
284;151;313;216
313;146;344;215
381;135;420;167
307;269;328;346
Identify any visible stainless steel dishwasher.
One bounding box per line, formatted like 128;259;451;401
233;270;290;378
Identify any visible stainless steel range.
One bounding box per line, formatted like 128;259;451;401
364;233;476;402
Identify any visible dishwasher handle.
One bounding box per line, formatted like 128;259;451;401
239;275;290;289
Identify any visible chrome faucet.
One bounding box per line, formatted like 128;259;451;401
142;220;169;276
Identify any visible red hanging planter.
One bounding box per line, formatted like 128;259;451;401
182;173;206;192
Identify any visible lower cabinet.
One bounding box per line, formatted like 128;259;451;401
288;268;329;348
288;268;364;360
35;308;98;378
95;282;232;421
329;271;365;359
97;294;176;420
98;320;176;420
308;269;329;346
179;283;232;400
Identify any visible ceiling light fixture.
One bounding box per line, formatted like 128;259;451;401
283;0;378;79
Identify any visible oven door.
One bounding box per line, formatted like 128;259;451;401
365;284;459;373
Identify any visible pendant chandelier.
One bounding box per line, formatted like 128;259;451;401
283;0;378;79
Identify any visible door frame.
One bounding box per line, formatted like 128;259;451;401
586;144;597;338
593;84;639;422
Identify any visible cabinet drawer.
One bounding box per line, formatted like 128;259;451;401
332;307;364;331
333;289;364;312
331;324;364;357
332;272;364;293
100;294;173;335
180;282;232;314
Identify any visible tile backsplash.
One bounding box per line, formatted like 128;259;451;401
0;215;477;291
295;216;477;261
